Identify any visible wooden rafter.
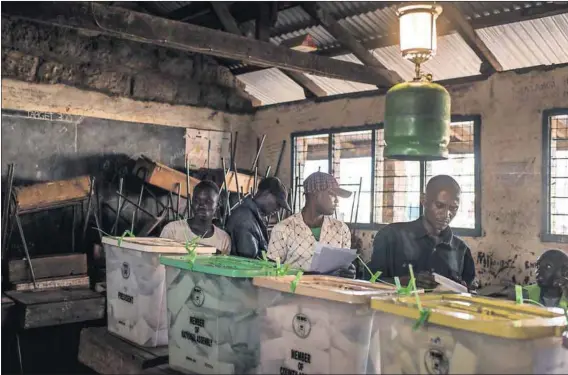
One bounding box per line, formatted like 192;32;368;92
211;1;327;98
211;2;242;35
3;1;394;86
302;2;403;87
281;70;328;98
442;4;503;73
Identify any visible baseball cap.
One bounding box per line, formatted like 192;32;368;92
257;177;292;212
303;172;352;198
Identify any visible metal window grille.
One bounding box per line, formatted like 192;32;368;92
331;130;373;224
374;129;422;224
291;119;480;232
425;121;476;229
548;114;568;236
292;134;329;212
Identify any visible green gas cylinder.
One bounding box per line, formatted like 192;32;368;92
384;79;451;161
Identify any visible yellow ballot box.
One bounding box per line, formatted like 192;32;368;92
369;293;568;374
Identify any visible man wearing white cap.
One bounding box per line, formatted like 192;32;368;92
267;172;355;277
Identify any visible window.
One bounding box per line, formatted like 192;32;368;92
426;120;477;229
332;130;373;224
291;116;481;236
292;134;329;212
542;110;568;242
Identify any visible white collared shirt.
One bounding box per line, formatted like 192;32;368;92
267;212;351;270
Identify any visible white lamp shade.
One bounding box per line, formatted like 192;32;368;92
398;5;442;60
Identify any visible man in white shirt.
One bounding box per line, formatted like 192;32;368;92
267;172;355;277
160;180;231;254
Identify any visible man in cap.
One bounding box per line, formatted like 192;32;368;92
225;177;291;259
367;175;476;289
267;172;355;277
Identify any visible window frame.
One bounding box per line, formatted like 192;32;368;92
541;108;568;244
290;115;482;237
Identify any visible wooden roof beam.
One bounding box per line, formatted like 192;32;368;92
442;4;503;73
211;1;326;98
3;1;394;86
302;2;403;87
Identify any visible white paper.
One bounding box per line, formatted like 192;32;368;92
433;272;468;293
309;243;357;274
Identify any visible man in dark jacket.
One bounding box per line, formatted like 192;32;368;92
225;177;291;258
367;175;476;289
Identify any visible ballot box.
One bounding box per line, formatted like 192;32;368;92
160;255;299;375
369;293;568;374
103;236;215;347
253;275;398;374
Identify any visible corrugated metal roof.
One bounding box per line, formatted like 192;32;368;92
236;68;306;105
271;25;336;48
372;33;483;81
319;2;394;19
476;13;568;70
455;2;530;19
304;54;378;95
227;2;568;106
336;5;399;41
274;6;312;29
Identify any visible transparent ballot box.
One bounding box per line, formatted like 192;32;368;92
253;275;398;374
160;255;298;374
369;293;568;374
103;236;215;347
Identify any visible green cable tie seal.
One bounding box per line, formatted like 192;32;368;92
290;270;304;293
356;255;382;284
94;227;135;246
413;309;432;330
117;230;135;246
407;264;430;330
515;285;523;304
370;271;382;284
394;277;403;292
184;236;201;265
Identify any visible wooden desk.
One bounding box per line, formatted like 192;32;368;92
5;286;105;329
140;364;187;374
78;327;169;374
1;294;16;327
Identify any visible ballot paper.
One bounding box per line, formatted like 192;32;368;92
433;272;468;293
309;243;357;274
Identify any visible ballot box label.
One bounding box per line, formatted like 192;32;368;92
121;262;130;279
424;347;449;375
181;316;214;347
118;291;134;304
279;348;312;375
190;287;205;307
292;314;311;339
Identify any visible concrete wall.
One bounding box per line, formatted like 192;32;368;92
250;65;568;286
1;16;254;112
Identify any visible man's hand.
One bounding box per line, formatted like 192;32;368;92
415;272;439;289
328;263;356;279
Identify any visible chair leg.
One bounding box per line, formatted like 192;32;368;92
15;214;36;288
